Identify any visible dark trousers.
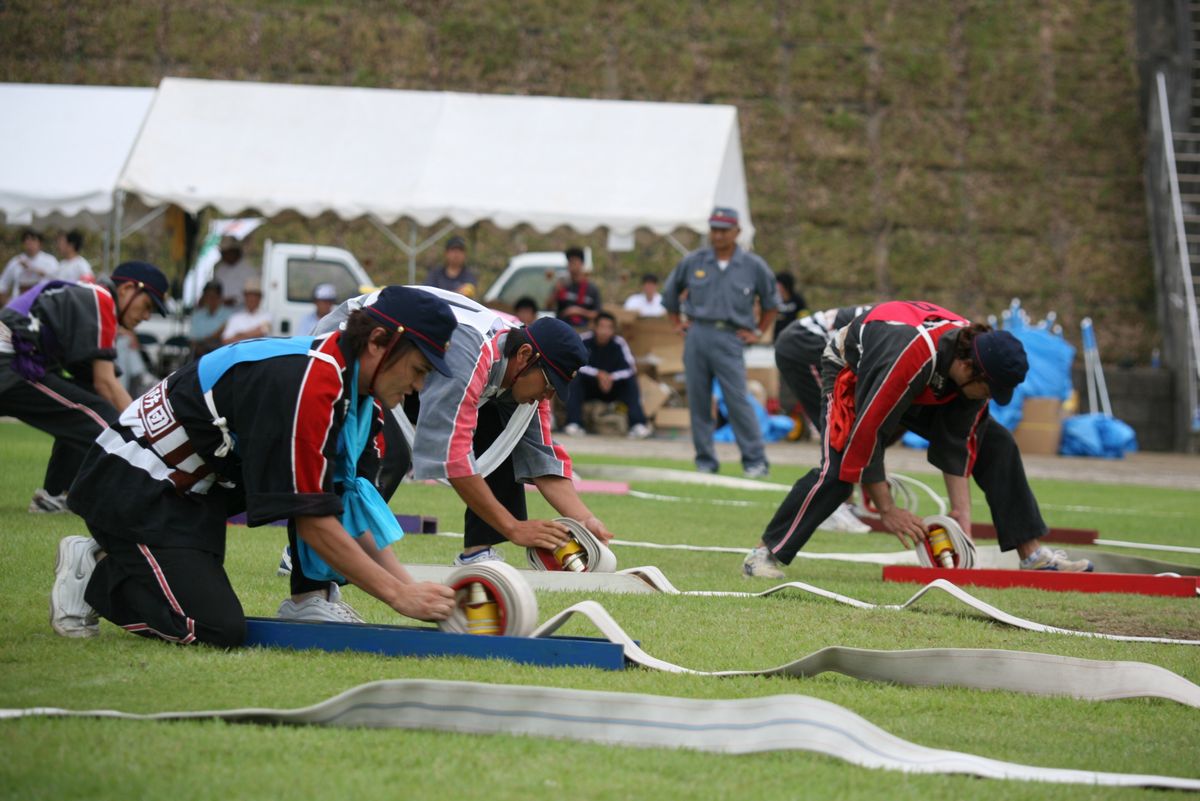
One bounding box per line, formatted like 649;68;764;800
565;374;647;427
0;370;117;494
287;411;412;595
84;533;246;647
463;403;527;549
773;328;826;430
761;397;1046;564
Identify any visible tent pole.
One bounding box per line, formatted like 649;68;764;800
112;189;125;267
409;225;417;285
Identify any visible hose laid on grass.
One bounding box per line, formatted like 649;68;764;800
3;679;1198;790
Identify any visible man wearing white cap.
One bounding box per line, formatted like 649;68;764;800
221;278;271;343
299;283;339;334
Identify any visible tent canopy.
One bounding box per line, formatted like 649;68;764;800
0;83;155;227
117;78;754;245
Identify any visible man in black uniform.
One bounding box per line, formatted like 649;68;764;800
0;261;169;513
50;287;460;644
551;246;601;330
563;311;652;439
743;301;1092;578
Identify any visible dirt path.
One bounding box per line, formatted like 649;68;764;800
565;434;1200;491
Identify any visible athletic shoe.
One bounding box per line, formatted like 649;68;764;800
627;423;653;440
277;545;292;577
50;536;100;638
818;503;872;534
696;463;719;474
29;489;70;514
742;546;785;579
562;423;586;437
453;546;506;566
277;583;364;624
1020;546;1094;572
743;463;770;479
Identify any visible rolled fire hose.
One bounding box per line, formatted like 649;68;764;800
526;517;618;573
914;514;977;569
438;561;539;638
853;474;948;519
3;679;1198;791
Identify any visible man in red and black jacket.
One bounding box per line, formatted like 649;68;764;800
551;246;601;330
743;300;1092;577
0;261;168;513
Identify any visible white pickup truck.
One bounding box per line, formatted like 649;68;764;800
141;240;374;343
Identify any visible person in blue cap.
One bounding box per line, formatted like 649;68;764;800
313;286;614;567
50;286;460;644
0;260;169;513
743;301;1093;578
661;206;779;479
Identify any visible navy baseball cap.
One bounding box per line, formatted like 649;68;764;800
112;261;170;315
972;330;1028;406
708;206;740;229
362;286;458;377
445;235;466;251
524;317;587;397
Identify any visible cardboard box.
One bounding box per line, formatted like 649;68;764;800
1013;397;1063;456
637;374;670;418
653;407;692;430
602;304;639;331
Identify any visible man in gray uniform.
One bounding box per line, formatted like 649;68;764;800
662;207;778;478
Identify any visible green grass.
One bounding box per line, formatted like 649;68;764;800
1;423;1198;800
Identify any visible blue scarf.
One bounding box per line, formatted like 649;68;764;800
296;360;405;582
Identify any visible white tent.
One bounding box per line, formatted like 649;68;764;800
0;83;155;227
117;78;754;248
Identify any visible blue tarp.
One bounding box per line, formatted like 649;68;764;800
1060;413;1138;459
712;381;794;443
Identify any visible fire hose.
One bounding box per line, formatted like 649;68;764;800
3;678;1197;790
525;517;618;573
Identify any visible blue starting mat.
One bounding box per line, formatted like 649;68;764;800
244;617;627;671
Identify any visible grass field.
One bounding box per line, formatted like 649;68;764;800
1;422;1198;800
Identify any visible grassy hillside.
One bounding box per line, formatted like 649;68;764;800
0;0;1153;358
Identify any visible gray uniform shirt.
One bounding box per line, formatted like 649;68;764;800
661;246;778;331
316;289;570;483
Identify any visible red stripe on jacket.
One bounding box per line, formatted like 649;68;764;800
291;334;347;493
445;333;502;479
838;333;936;483
92;284;118;350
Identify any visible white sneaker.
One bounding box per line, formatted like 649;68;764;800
562;423;586;437
30;489;70;514
819;503;872;533
50;536;100;638
277;544;292;577
627;423;653;440
742;546;785;579
453;546;506;566
1020;546;1094;573
277;583;364;623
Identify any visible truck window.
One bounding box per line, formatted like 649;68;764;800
499;266;566;308
286;258;363;303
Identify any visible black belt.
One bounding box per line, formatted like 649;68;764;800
695;319;738;331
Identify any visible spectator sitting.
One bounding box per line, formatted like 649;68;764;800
213;236;257;307
564;311;652;439
513;296;540;326
0;229;59;304
774;271;806;339
190;280;232;356
55;230;94;283
550;246;600;330
623;273;666;317
221;278;271;343
425;235;479;297
298;282;338;334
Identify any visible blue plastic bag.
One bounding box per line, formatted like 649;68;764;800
1060;414;1138;459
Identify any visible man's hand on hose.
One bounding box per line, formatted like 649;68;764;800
504;518;571;549
880;506;928;549
580;515;614;543
390;581;456;622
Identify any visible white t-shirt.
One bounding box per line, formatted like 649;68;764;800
221;308;272;341
56;255;94;283
623;291;666;317
0;251;59;296
213;260;258;306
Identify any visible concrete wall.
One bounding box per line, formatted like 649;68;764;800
1071;364;1176;451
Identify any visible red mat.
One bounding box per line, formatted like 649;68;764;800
882;565;1198;598
862;518;1097;544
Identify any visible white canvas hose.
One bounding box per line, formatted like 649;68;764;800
913;515;976;568
526;517;618;573
3;679;1197;790
438;562;539;637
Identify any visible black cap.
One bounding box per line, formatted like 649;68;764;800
524;317;587;397
972;330;1028;406
361;286;458;377
112;261;170;315
445;235;466;251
